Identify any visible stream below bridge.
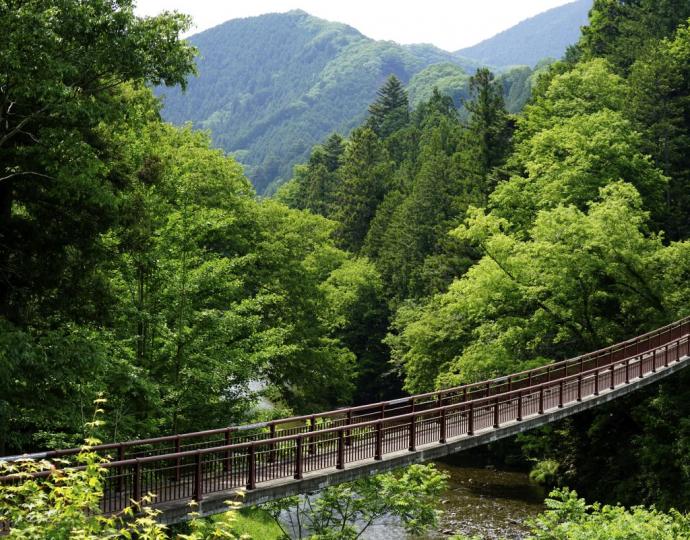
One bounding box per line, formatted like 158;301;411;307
354;458;545;540
277;457;546;539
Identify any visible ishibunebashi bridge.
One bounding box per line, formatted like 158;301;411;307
2;317;690;526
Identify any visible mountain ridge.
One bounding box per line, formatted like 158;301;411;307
455;0;592;67
158;4;590;192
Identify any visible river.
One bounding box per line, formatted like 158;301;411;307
363;458;546;540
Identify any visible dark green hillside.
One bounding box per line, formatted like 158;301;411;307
456;0;592;67
159;10;475;193
159;6;589;193
407;61;552;114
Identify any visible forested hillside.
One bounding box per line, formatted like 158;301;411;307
0;2;383;454
455;0;592;67
7;1;690;537
158;7;584;193
281;0;690;510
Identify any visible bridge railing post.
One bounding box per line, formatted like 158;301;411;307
577;375;582;401
133;459;142;504
664;343;668;367
468;403;474;435
194;452;204;500
294;436;303;480
223;429;232;474
268;423;276;463
308;416;316;455
345;410;352;447
409;413;417;451
174;436;181;482
493;398;500;428
625;358;630;384
336;429;345;470
594;369;600;395
440;408;447;443
609;365;615;390
538;387;544;414
517;393;523;421
246;445;256;491
117;444;125;492
375;421;383;460
558;380;564;408
639;353;645;378
653;349;657;373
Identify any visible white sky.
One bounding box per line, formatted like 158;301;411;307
134;0;578;51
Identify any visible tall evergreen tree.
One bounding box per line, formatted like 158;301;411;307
579;0;690;73
463;69;513;204
628;23;690;240
333;127;392;252
367;75;410;138
321;133;345;172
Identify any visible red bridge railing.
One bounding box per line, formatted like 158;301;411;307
1;317;689;518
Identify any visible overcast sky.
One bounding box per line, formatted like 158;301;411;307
134;0;577;51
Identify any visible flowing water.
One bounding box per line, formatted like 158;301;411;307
363;459;546;540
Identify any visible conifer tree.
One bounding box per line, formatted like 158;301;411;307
321;133;345;172
463;68;513;204
579;0;690;73
367;75;410;138
333;127;391;252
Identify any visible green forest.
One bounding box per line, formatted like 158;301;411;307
5;0;690;538
280;0;690;510
156;8;565;194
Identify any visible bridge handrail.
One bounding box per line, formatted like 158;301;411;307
3;317;688;464
2;330;688;486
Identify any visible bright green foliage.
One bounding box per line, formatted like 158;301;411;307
319;257;393;402
529;459;560;486
246;200;359;411
0;405;247;539
229;507;283;540
0;456;249;539
494;110;666;229
514;59;627;137
492;60;666;232
528;488;690;539
391;183;690;392
261;463;448;539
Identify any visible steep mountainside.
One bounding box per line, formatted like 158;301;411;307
159;7;587;193
455;0;592;67
407;60;553;114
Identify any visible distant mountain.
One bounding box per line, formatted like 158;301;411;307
158;6;589;193
456;0;592;68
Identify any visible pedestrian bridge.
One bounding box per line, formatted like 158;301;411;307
2;318;690;525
